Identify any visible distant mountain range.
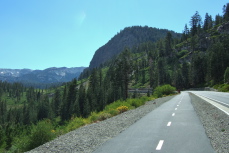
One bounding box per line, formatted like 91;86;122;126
0;67;86;87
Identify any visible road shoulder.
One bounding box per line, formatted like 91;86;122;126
189;93;229;153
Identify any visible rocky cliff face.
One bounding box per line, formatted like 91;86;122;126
217;21;229;34
89;26;181;68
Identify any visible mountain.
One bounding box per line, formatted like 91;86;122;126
89;26;181;68
0;67;86;87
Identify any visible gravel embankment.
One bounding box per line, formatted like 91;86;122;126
189;93;229;153
27;96;175;153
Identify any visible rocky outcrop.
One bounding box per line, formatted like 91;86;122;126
217;21;229;34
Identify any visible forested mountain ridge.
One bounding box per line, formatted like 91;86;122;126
84;6;229;96
89;26;181;68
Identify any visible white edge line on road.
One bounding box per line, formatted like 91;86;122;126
175;108;177;110
191;93;229;116
167;122;171;126
156;140;164;150
200;94;229;107
172;113;175;116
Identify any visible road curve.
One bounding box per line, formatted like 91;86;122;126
93;92;215;153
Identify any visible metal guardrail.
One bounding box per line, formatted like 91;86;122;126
128;88;152;93
188;87;217;91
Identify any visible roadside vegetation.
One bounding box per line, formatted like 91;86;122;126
1;2;229;152
153;84;176;98
0;81;175;152
1;85;175;152
213;84;229;92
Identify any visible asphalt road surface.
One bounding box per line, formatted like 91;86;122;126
189;91;229;107
93;92;215;153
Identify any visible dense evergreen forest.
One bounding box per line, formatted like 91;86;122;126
1;3;229;152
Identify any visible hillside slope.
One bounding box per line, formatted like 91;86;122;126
89;26;181;68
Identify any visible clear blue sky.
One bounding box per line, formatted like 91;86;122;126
0;0;227;70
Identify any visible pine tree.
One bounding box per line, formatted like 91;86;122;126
182;24;189;41
173;69;184;90
181;62;190;88
88;68;99;111
215;14;223;25
37;95;49;120
190;52;206;86
157;40;165;57
66;79;77;120
118;49;132;99
22;102;30;125
60;85;68;121
207;41;229;84
223;3;229;21
14;108;22;124
83;98;90;118
203;13;213;31
190;11;202;36
0;126;4;147
0;100;7;124
78;83;86;116
149;58;154;87
157;57;169;85
164;32;173;56
52;89;61;116
5;125;13;150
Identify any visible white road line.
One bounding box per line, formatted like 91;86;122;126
192;93;229;116
175;108;177;110
199;94;229;107
172;113;175;116
177;105;179;106
180;96;184;101
156;140;164;150
167;122;172;126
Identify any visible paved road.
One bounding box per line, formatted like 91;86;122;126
190;91;229;107
93;92;215;153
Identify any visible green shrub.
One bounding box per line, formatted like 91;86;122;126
89;112;99;122
97;112;112;121
219;84;229;92
130;99;141;108
224;67;229;84
22;120;55;151
104;100;133;111
214;84;229;92
153;84;176;98
66;117;88;131
129;99;143;108
107;109;119;116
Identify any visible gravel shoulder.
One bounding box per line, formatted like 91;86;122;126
189;93;229;153
27;95;175;153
